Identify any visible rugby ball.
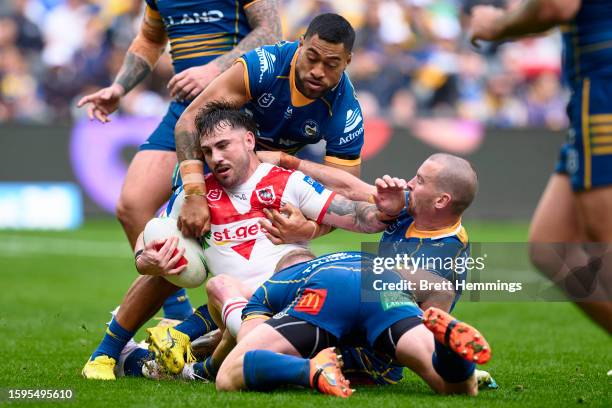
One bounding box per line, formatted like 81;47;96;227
142;217;207;288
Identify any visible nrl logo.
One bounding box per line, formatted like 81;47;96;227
256;186;276;205
207;189;222;201
257;93;275;108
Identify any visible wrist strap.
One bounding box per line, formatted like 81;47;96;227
180;160;206;195
134;248;144;261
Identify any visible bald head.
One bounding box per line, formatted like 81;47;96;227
427;153;478;216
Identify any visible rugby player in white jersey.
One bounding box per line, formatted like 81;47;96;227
82;101;406;380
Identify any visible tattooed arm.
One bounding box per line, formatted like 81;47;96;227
168;0;282;101
215;0;281;72
77;7;167;122
321;176;407;233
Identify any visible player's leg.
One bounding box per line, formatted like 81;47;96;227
574;186;612;333
82;275;180;380
146;275;251;375
216;318;350;397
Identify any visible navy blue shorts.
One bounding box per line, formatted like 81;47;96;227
556;77;612;191
138;101;188;152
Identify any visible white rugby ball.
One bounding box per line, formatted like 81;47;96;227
142;217;207;288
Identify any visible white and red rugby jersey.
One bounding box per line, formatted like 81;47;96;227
168;163;335;289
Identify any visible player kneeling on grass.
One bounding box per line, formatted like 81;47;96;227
215;251;491;397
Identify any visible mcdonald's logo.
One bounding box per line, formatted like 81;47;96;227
293;289;327;315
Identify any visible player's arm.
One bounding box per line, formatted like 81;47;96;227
168;0;281;100
77;7;167;122
174;62;251;237
470;0;580;44
320;176;406;234
258;151;375;201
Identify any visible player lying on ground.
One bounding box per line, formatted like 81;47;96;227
82;102;404;380
215;251;491;397
140;149;495;389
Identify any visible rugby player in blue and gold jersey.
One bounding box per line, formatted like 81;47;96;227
470;0;612;333
173;13;366;238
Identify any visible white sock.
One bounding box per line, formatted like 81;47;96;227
221;297;248;338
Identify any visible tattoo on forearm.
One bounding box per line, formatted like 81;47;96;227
115;52;151;94
176;128;203;162
213;0;282;71
327;196;383;233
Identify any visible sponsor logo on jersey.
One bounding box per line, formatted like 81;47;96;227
339;126;364;145
302;120;319;138
257;93;275;108
294;289;327;315
256;48;276;83
343;109;363;133
256;186;276;205
207;189;222;201
284;106;293;119
230;192;248;201
380;291;416;311
163;11;223;27
303;175;325;194
212;222;262;243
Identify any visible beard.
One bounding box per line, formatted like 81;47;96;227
213;155;250;189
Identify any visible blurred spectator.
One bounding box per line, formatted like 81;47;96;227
0;0;568;131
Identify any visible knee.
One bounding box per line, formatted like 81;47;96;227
215;358;242;392
115;193;139;224
206;275;240;303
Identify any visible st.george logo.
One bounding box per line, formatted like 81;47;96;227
256;186;276;205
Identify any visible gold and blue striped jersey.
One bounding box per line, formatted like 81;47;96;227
144;0;258;73
562;0;612;85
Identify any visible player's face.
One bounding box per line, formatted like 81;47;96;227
200;125;256;188
295;34;352;99
406;159;443;216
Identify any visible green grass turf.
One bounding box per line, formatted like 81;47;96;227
0;219;610;407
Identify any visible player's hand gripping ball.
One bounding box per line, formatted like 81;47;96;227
143;217;208;288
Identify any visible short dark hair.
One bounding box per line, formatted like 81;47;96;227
304;13;355;52
194;100;258;140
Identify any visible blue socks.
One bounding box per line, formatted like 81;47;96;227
193;356;218;381
91;318;135;362
175;304;218;340
123;348;154;377
243;350;310;391
432;340;476;383
162;288;193;320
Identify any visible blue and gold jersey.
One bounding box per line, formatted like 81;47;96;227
556;1;612;191
561;0;612;85
144;0;257;74
238;41;364;163
380;192;469;310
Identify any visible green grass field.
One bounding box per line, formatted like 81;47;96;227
0;219;610;407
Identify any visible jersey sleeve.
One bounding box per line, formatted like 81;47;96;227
144;0;158;11
242;284;274;321
283;171;336;224
236;44;280;101
323;80;364;167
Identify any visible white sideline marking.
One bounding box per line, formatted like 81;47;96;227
0;235;131;258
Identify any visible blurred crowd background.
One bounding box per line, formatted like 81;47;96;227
0;0;567;129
